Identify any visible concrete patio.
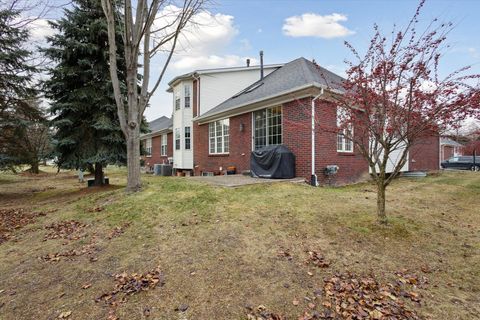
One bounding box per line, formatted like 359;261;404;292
189;174;306;187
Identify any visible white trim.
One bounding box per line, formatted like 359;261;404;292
252;106;283;150
208;119;230;155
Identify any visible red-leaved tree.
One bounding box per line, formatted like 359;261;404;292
318;0;479;223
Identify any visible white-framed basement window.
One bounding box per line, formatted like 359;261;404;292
336;107;353;152
161;134;167;156
145;138;152;156
175;128;181;150
209;119;229;154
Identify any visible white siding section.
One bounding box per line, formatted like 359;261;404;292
173;80;193;169
369;140;409;173
199;67;278;115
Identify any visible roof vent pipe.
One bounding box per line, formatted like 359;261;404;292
260;50;264;80
246;58;250;67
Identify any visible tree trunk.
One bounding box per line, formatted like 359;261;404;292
87;163;95;174
93;162;104;186
30;161;39;174
376;183;387;224
126;126;141;192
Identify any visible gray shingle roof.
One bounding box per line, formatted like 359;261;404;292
197;57;345;120
147;116;172;133
440;137;463;147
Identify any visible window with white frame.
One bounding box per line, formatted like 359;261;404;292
254;106;282;150
336;107;353;152
209;119;229;154
145;138;152;156
184;126;191;150
175;90;181;111
175;128;181;150
161;134;167;156
184;85;191;108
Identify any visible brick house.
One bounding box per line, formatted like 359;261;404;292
192;57;439;185
439;137;464;162
140;116;173;171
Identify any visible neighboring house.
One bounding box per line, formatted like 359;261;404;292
192;57;440;185
140;116;173;171
166;62;283;172
440;137;463;161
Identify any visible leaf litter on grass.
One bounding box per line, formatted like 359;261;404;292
0;208;48;244
44;220;89;241
95;266;164;319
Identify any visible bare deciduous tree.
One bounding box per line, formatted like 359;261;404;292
101;0;205;192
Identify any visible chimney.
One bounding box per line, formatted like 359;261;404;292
246;58;250;67
260;50;264;80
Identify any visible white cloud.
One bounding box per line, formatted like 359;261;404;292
172;55;258;70
282;13;355;39
29;18;55;41
152;6;245;70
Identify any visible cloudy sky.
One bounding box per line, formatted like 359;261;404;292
31;0;480;121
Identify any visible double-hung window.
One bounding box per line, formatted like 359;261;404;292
175;90;181;111
253;106;282;150
184;126;191;150
336;107;354;152
184;85;191;108
161;134;167;156
145;138;152;156
175;128;181;150
209;119;229;154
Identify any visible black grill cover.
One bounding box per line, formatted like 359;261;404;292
250;145;295;179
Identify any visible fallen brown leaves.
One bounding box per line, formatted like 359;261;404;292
246;305;285;320
316;271;425;319
106;223;130;240
305;250;330;268
44;220;88;241
95;266;164;319
0;208;46;244
40;241;98;262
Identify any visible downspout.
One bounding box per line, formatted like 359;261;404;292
311;88;324;186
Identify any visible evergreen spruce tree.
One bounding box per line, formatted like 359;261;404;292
44;0;127;185
0;5;44;172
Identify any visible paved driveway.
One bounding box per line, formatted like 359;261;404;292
190;174;306;187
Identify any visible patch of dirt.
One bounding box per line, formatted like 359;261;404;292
0;208;47;244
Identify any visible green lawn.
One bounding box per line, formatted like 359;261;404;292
0;168;479;319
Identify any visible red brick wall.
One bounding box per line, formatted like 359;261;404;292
193;113;252;175
142;132;173;170
409;134;439;171
193;97;369;184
